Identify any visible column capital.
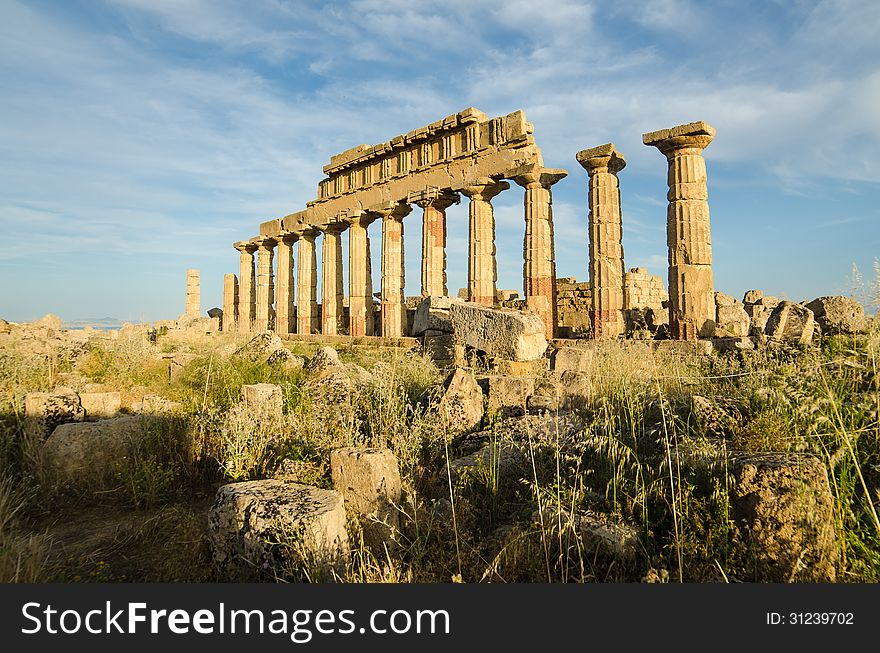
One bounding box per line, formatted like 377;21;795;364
413;189;459;211
233;240;258;254
275;231;299;246
254;236;277;250
369;201;412;222
459;178;509;201
643;121;715;158
344;210;378;229
576;143;626;176
513;167;568;190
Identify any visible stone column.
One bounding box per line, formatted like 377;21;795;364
415;192;457;297
643;121;716;339
222;273;238;332
347;212;377;337
185;269;200;318
233;241;257;333
576;144;627;339
274;233;296;336
378;203;412;337
296;228;319;335
320;223;345;336
514;169;567;339
460;179;509;306
254;238;276;333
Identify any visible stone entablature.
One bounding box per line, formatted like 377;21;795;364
258;108;547;237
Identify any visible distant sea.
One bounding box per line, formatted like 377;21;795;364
61;318;124;331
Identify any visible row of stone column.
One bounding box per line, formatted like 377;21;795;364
228;172;566;339
577;121;716;340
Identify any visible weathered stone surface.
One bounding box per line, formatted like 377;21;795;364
644;303;668;330
437;368;484;437
560;370;592;408
449;442;525;483
185;269;200;318
536;509;640;562
715;303;750;338
42;415;162;483
449;301;547;361
765;301;814;345
714;291;737;307
743;289;764;304
305;345;344;375
552;346;593;375
527;377;566;413
35;313;62;331
624;268;668;310
712;336;756;352
208;480;348;577
330;447;401;549
0;318;10;334
478;375;535;417
805;296;868;335
731;453;836;582
412;296;457;336
757;295;780;308
690;395;739;437
241;383;283;419
135;394;182;414
233;332;294;364
79;391;121;419
24;391;85;442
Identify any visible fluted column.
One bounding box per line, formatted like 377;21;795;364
378;203;412;337
643;121;716;339
296;228;319;335
255;237;276;333
514;169;567;339
185;269;200;318
274;233;296;336
222;273;238;332
576;144;626;339
347;212;377;336
460;179;509;305
415;192;457;297
320;222;346;335
233;241;257;333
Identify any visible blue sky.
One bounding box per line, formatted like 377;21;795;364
1;0;878;322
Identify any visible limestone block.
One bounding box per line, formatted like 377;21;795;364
805;296;868;335
731;453;836;582
42;415;162;484
535;509;640;562
715;304;750;338
478;375;535;417
412;295;458;336
552;347;593;375
136;394;182;415
421;332;455;366
437;368;484;437
714;291;737;307
764;302;814;345
24;391;85;443
35;314;62;331
743;290;764;304
496;289;520;301
449;301;547;362
757;295;780;308
79;391;121;419
449;442;525;483
560;370;592;409
233;333;296;366
527;377;566;413
208;480;348;577
241;383;283;418
712;337;756;353
305;345;344;376
645;303;668;330
0;318;10;334
330;447;402;549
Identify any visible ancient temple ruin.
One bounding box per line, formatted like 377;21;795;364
223;108;718;342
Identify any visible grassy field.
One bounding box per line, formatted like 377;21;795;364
0;318;878;583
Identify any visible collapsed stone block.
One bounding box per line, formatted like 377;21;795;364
412;295;457;336
240;383;283;419
24;391;85;443
527;377;566;413
478;375;535;417
449;301;547;362
552;346;593;375
742;289;764;304
731;453;836;582
715;304;750;338
714;291;737;307
535;509;640;562
805;296;868;335
437;368;484;438
79;391;121;419
208;480;348;578
449;442;525;484
330;447;402;550
764;301;814;345
42;415;164;484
